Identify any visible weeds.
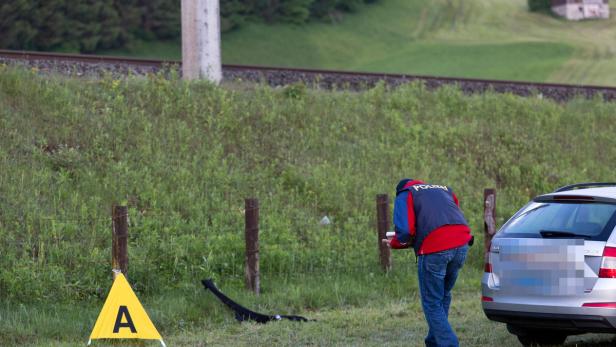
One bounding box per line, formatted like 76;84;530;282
1;66;615;304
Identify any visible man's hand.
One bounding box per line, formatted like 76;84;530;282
386;236;411;249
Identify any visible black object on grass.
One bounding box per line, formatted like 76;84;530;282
201;279;311;323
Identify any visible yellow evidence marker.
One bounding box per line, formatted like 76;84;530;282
88;272;166;347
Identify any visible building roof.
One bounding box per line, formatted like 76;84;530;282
552;0;608;5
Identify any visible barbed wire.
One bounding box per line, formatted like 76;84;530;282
1;208;219;223
0;209;218;245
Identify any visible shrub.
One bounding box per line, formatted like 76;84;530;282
528;0;551;12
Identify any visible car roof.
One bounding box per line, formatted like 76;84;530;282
537;187;616;203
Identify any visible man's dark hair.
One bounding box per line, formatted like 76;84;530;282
396;178;413;195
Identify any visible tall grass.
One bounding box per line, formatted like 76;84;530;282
1;66;615;304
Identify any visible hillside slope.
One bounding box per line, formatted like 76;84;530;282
2;66;616;302
222;0;573;82
102;0;616;85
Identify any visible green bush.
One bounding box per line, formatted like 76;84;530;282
1;67;616;302
0;0;381;52
0;0;129;52
528;0;551;12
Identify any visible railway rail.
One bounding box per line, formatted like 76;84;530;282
2;49;616;102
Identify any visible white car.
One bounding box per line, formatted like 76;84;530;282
482;183;616;346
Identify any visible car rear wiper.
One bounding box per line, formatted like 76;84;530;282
539;230;591;239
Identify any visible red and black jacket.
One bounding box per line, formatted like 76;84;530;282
390;180;471;255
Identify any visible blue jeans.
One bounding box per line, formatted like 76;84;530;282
417;245;468;347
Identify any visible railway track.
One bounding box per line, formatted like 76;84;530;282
2;49;616;102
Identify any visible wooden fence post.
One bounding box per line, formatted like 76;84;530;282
377;194;392;272
112;205;129;279
484;189;496;262
245;198;260;295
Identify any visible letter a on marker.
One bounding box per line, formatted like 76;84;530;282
88;273;166;347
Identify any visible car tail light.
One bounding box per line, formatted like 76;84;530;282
598;246;616;278
582;302;616;308
481;296;494;302
485;243;493;273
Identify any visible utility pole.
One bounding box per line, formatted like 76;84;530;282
181;0;222;83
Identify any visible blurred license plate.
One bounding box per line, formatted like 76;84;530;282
493;238;584;296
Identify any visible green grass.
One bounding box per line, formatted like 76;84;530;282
355;41;573;81
3;63;616;295
3;270;616;346
99;0;616;85
3;66;616;345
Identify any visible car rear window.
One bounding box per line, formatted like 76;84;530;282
499;201;616;241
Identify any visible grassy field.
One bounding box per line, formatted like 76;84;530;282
99;0;616;85
2;66;616;345
3;270;616;346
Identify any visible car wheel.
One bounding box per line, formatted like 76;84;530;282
516;333;567;346
506;325;568;346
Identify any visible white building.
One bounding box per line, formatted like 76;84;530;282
551;0;610;20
